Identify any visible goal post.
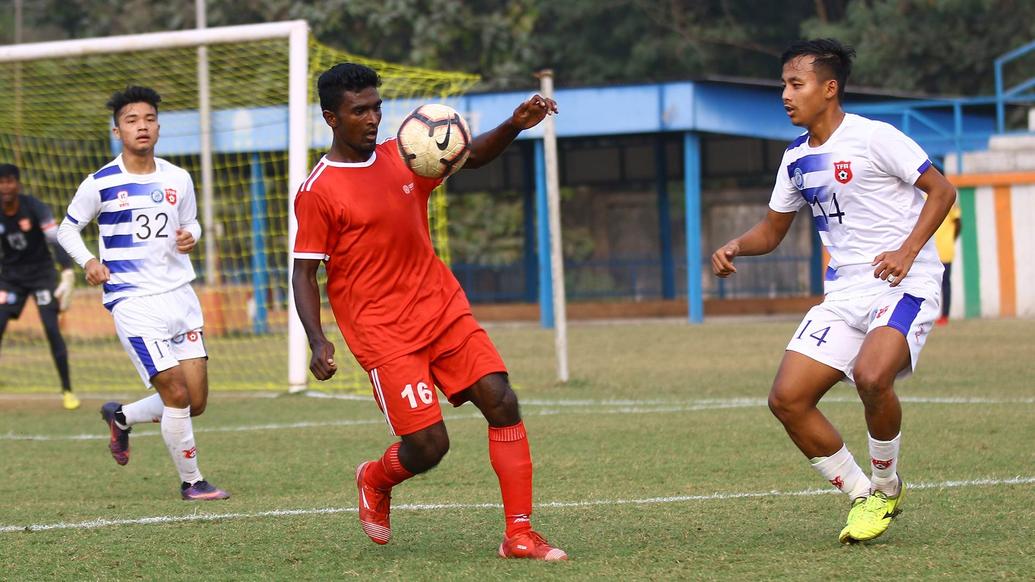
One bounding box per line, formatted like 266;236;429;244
0;22;478;394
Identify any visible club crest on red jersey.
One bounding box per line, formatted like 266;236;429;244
834;160;853;184
165;188;178;205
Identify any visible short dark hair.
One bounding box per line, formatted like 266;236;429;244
318;63;381;112
0;163;19;180
781;38;855;101
107;86;162;123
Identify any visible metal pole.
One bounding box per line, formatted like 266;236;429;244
13;0;21;44
537;69;568;383
684;132;703;324
286;22;310;392
0;21;313;62
994;58;1005;133
534;139;553;328
196;0;218;285
13;0;23;166
250;153;269;334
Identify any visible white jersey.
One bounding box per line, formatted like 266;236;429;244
58;155;201;309
770;113;943;298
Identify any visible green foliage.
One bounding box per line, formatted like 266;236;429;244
532;0;818;85
293;0;541;89
802;0;1035;95
445;190;526;264
7;0;1031;95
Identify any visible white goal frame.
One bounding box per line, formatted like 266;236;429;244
0;20;312;392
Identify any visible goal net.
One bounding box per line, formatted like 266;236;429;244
0;22;478;394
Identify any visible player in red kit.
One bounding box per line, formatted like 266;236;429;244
292;63;565;561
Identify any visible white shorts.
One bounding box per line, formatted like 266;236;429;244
786;285;940;383
111;284;207;387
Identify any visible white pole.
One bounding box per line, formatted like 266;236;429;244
195;0;218;286
538;70;569;383
13;0;23;166
286;22;310;393
0;21;310;62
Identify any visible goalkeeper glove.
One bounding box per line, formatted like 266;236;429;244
54;268;75;312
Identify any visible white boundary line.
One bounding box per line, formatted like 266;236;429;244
5;390;1033;406
4;395;1034;442
3;476;1032;534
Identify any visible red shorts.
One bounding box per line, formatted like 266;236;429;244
366;315;507;436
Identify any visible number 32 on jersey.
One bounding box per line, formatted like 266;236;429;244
133;208;171;242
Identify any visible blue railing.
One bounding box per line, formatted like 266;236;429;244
995;39;1035;133
452;254;813;303
847;41;1035;174
849;97;1002;174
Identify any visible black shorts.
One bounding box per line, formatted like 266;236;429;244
0;269;58;319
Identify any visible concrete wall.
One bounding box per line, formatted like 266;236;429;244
949;173;1035;319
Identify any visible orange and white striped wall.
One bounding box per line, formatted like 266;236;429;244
948;173;1035;319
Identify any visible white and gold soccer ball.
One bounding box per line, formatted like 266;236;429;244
396;104;472;179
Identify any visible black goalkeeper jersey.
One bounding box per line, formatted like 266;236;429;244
1;194;71;282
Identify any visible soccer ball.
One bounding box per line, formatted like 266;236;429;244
396;104;472;179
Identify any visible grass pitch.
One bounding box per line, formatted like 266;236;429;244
2;318;1033;579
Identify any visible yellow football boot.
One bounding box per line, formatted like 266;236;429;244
840;479;906;543
62;391;81;411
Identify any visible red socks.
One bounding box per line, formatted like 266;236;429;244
364;442;414;491
488;421;534;536
364;423;535;537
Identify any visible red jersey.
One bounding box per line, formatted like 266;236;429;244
293;139;472;369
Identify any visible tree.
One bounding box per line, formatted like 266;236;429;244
5;0;1032;95
802;0;1035;95
291;0;541;89
529;0;822;86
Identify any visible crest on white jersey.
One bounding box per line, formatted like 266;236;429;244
792;167;805;190
834;160;853;184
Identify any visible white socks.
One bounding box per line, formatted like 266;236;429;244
811;444;871;500
161;406;202;485
868;432;901;495
122;394;165;426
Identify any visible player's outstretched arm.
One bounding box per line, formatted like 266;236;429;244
712;209;796;278
872;166;957;286
292;258;337;380
464;95;559;169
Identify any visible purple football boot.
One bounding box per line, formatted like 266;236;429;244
181;480;230;501
100;401;131;466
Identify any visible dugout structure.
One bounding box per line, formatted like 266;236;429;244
0;21;478;393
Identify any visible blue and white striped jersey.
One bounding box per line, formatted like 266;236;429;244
58;155;200;308
770;113;943;297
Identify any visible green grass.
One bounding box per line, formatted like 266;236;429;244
2;318;1034;579
0;329;371;392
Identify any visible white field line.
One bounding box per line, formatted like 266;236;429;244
2;475;1032;534
4;389;1032;407
304;392;1035;407
4;395;1034;442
